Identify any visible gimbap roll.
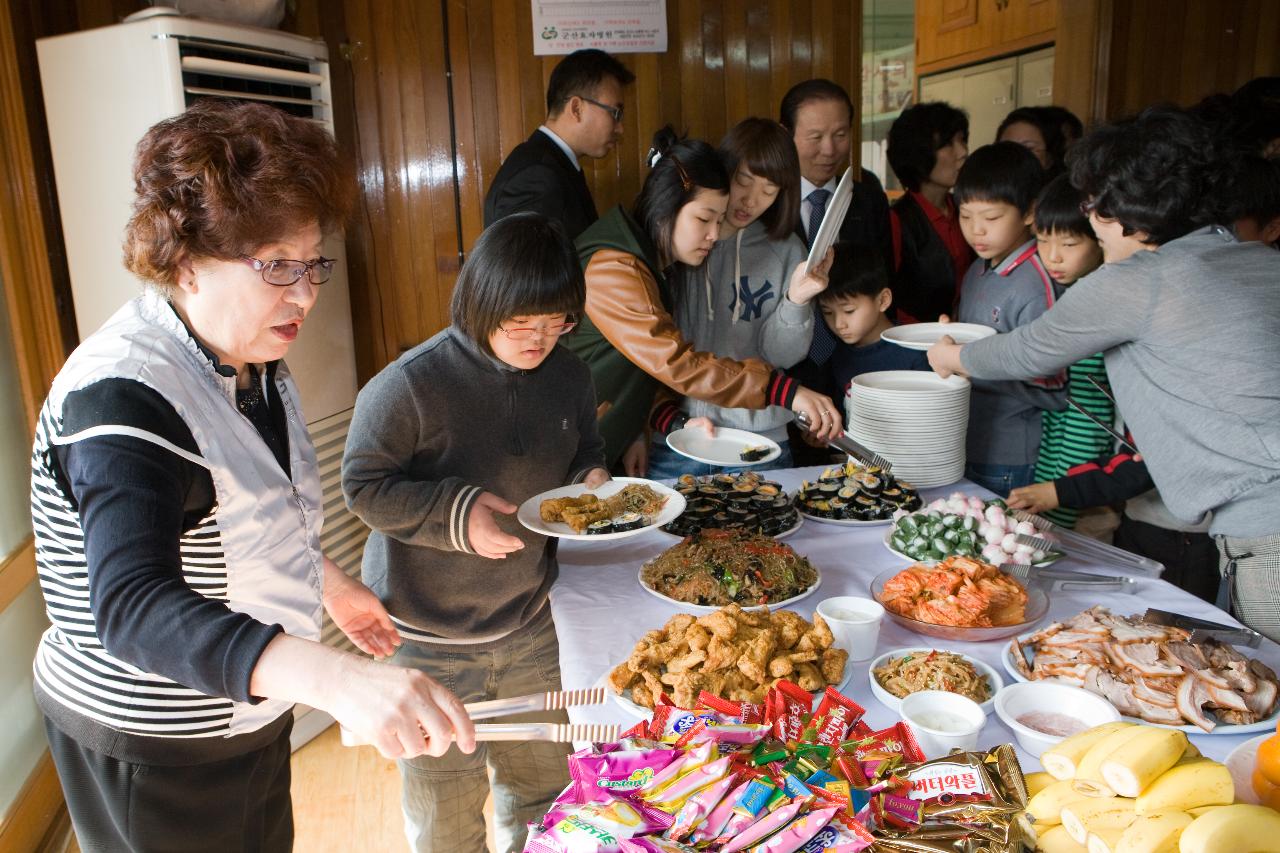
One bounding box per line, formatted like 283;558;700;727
586;519;614;535
613;511;644;532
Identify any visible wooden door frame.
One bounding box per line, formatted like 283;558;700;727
0;0;72;847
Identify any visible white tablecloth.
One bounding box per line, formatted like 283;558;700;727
549;466;1279;769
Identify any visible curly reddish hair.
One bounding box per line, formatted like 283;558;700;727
124;99;355;291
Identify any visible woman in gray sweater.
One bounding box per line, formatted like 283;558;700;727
929;106;1280;641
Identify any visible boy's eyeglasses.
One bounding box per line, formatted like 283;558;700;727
496;318;577;340
580;96;624;124
240;255;336;286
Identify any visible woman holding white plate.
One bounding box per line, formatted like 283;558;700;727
647;118;830;478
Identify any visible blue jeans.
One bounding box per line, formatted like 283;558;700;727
646;436;794;481
964;462;1036;498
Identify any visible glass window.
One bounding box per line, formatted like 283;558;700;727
861;0;915;192
0;277;32;555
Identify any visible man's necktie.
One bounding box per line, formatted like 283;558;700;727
806;188;836;365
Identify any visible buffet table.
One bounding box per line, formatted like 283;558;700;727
549;465;1280;769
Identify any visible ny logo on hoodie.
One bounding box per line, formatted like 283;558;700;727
729;277;775;321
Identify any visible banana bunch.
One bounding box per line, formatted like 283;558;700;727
1026;721;1280;853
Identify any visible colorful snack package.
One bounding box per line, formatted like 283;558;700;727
525;796;674;853
570;746;679;803
699;690;764;724
620;720;650;740
796;817;876;853
772;681;815;744
688;776;756;845
641;755;734;812
872;792;924;830
718;798;810;853
674;720;771;751
635;741;716;799
870;818;1035;853
842;723;926;766
806;688;867;747
618;838;698;853
746;805;840;853
649;700;724;743
832;752;868;788
666;771;739;841
751;737;790;767
901;744;1027;821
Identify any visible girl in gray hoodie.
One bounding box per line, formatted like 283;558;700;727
648;118;830;477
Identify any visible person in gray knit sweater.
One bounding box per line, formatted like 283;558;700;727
929;106;1280;642
647;118;828;477
342;214;608;853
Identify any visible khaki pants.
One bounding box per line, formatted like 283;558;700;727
391;607;570;853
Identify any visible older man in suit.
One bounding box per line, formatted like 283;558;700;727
483;49;634;239
780;78;891;463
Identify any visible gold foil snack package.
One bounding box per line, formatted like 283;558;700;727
869;746;1033;853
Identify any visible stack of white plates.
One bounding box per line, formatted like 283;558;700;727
845;371;970;487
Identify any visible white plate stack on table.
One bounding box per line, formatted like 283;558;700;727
844;370;971;488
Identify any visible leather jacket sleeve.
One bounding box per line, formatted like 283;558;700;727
583;249;778;409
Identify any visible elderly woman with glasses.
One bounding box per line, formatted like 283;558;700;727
30;100;474;852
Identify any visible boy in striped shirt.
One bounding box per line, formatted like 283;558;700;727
1010;175;1113;527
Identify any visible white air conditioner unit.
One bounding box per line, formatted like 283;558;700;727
37;13;368;749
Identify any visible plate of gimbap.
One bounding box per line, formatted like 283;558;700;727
794;461;923;526
660;471;802;539
665;426;782;467
518;477;686;541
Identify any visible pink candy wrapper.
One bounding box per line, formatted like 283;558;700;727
570;746;679;804
641;755;734;812
635;742;716;799
524;797;674;853
746;805;839;853
618;838;698;852
666;772;740;841
689;777;756;845
719;798;810;853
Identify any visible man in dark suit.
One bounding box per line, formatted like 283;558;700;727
483;49;635;239
780;79;891;463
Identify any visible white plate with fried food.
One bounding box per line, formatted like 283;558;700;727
605;605;852;718
518;477;685;541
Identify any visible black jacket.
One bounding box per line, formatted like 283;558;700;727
889;191;958;323
794;167;892;266
483;129;598;239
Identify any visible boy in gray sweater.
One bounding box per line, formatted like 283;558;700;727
343;215;607;852
952;141;1064;496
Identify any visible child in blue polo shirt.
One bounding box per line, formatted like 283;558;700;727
953;141;1065;496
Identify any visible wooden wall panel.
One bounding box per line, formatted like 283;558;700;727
325;0;864;380
1103;0;1280;119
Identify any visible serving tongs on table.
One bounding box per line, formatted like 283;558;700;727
1000;558;1140;593
795;411;894;471
1011;510;1165;578
1143;608;1264;648
340;686;618;746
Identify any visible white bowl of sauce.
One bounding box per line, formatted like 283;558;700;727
993;681;1122;759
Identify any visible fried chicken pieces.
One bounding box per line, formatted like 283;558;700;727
607;605;849;708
